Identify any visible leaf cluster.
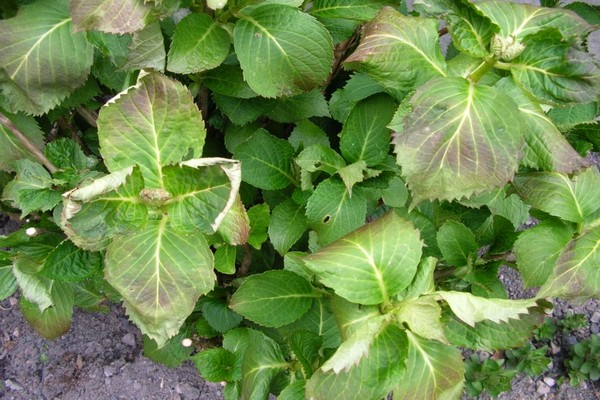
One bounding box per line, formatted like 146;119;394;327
0;0;599;399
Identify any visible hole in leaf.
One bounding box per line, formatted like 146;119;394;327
322;215;331;223
314;161;322;168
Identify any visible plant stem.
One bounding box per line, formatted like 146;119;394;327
76;107;98;128
467;55;497;83
0;112;57;173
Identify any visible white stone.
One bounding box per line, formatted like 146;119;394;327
181;338;193;347
543;377;556;387
25;227;37;236
537;382;551;395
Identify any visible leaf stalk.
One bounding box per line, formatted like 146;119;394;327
468;55;497;83
0;112;57;174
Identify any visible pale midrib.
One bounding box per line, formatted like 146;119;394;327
10;18;72;80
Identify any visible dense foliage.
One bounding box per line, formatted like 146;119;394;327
0;0;599;398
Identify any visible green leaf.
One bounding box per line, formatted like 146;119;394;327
234;129;296;190
304;212;422;305
97;72;206;188
202;296;243;333
233;4;333;98
0;0;93;115
306;324;407;400
435;291;540;326
538;225;600;300
204;64;258;99
461;187;531;229
264;89;330;123
167;13;230;74
162;159;242;234
279;380;306;400
508;33;600;105
268;199;308;255
21;281;74;340
548;102;598;131
41;240;102;282
230;270;316;327
336;161;376;195
122;21;165;71
296;145;346;190
214;244;237;274
278;297;341;349
381;176;408;208
305;178;367;246
0;262;17;301
345;8;447;92
217;195;251;246
289;120;330;152
310;0;397;21
241;330;288;400
0;111;45;172
105;218;216;345
436;220;477;266
394;77;524;203
513;167;600;225
45;138;95;172
143;330;194;368
247;203;270;249
339;93;396;167
3;159;62;217
321;315;387;373
287;330;322;376
212;93;269;126
87;30;131;67
444;307;546;352
329;73;385;123
12;256;53;311
70;0;156;34
514;220;573;288
472;1;592;42
396;295;447;344
392;331;464;400
61;166;148;251
194;348;238;382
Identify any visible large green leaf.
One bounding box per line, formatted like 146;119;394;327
392;331;464;400
42;240;102;282
310;0;397;21
241;330;289;400
105;217;216;345
0;111;45;171
3;159;62;217
305;178;367;246
339;94;397;167
394;77;524;203
306;324;407;400
233;4;333;98
514;220;573;288
21;281;74;340
495;78;588;173
278;298;341;349
167;13;230;74
194;348;238;382
538;225;600;300
345;8;447;92
234;129;296;190
513;167;600;225
61;166;148;251
472;1;592;42
97;72;206;188
230;270;317;327
508;33;600;105
303;212;422;305
0;0;93;115
329;73;385;123
70;0;156;33
461;187;531;229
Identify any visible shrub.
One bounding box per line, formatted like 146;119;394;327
0;0;599;399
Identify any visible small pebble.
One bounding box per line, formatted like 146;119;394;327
537;381;551;395
103;366;116;377
591;311;600;324
551;342;561;354
133;382;142;390
543;377;556;387
121;333;136;347
5;379;23;391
